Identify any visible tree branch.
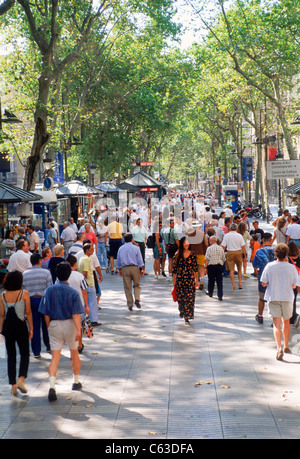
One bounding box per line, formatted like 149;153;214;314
0;0;15;16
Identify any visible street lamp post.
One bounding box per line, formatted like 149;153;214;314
246;161;253;205
231;165;238;182
90;162;96;186
216;167;222;207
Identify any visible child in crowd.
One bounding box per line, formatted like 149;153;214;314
250;234;260;276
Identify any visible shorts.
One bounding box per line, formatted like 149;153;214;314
109;238;123;258
48;319;78;351
196;254;205;266
268;301;293;320
226;250;243;271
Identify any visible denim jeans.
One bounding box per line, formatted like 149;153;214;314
97;242;107;267
86;286;98;323
30;297;50;356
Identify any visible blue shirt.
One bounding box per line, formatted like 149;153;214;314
252;246;275;292
116;242;144;269
38;281;84;320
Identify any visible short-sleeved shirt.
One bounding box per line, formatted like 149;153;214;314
7;250;31;273
47;228;57;243
23;266;53;297
260;261;298;302
222;232;245;251
84;231;97;245
132;225;147;243
106;221;123;239
286;224;300;240
78;254;94;287
68;270;89;306
205;244;226;265
60;226;76;242
38;281;84;320
28;231;39;251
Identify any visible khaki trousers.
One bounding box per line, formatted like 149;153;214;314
122;265;141;307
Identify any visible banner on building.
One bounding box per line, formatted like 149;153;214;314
53;151;64;184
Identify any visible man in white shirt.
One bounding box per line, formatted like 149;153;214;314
221;223;246;290
27;225;40;253
224;204;233;218
60;221;77;257
68;217;78;235
7;239;31;273
261;243;298;360
286;216;300;249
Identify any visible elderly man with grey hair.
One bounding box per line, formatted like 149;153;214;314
221;223;246;290
209;219;224;244
204;236;226;300
60;221;76;257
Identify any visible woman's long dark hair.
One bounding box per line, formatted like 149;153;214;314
175;237;190;261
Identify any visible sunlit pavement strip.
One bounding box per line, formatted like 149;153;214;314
1;217;300;439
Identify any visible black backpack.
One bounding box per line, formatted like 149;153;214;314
146;234;155;249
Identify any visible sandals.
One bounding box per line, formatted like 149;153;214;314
276;350;284;361
276;348;292;360
17;380;28;393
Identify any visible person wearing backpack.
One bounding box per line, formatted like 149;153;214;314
252;233;275;324
0;270;33;396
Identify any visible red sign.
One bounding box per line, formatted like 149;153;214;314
140;187;158;192
140;162;154;167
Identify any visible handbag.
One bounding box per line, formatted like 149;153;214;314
171;286;177;302
167;228;177;256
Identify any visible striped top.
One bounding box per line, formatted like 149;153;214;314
23;266;53;297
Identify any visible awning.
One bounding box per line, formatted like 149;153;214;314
0;181;42;203
55;180;103;196
31;190;57;203
95;181;124;193
116;182;140;192
125;171;163;188
284;182;300;195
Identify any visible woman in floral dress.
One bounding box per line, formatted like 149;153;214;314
172;237;199;325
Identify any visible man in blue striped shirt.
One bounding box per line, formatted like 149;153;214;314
23;253;53;358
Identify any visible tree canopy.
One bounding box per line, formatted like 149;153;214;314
0;0;299;191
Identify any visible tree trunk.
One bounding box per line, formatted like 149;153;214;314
273;78;297;161
23;68;52;190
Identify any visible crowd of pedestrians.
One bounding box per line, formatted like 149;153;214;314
0;192;300;400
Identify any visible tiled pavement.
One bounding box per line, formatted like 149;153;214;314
1;217;300;439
